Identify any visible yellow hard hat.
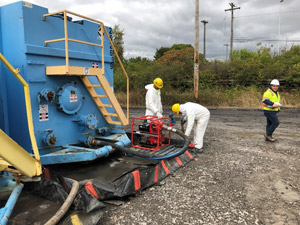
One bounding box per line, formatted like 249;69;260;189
153;78;163;89
172;103;180;114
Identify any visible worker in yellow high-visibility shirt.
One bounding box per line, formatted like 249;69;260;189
262;79;281;142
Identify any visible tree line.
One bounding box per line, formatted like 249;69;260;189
112;25;300;95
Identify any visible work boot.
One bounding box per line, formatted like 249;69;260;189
264;134;276;142
195;148;203;153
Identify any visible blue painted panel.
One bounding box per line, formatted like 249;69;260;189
1;2;30;150
0;1;126;163
0;8;6;132
0;9;4;133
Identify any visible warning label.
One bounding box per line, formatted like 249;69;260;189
39;105;49;121
70;94;78;102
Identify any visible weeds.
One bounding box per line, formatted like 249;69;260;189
115;86;300;109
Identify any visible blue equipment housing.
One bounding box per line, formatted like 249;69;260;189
0;1;130;165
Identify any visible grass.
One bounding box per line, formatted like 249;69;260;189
115;86;300;109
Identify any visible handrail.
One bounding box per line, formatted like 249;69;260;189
0;53;42;176
43;10;129;124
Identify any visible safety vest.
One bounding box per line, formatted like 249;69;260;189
262;88;280;111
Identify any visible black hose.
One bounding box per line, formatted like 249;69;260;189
93;125;190;160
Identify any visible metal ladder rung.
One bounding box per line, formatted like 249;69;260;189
109;121;122;125
87;84;102;88
100;104;113;107
104;113;118;117
93;95;107;98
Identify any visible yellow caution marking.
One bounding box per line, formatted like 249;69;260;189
71;214;83;225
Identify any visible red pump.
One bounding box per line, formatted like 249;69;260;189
131;115;171;151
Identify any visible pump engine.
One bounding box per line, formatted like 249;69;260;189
131;115;172;151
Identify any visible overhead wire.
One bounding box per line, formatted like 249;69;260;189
232;2;300;50
234;38;300;43
219;1;299;58
236;10;299;18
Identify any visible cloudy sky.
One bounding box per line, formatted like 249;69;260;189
1;0;300;60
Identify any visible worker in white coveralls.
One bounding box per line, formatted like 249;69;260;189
145;78;163;117
172;102;210;150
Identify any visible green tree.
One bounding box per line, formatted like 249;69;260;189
230;49;261;86
157;47;194;91
154;44;193;60
154;47;171;60
112;24;124;62
170;44;193;50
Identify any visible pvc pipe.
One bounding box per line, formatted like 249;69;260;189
0;183;24;225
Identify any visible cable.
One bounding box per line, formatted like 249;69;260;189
234;38;300;42
236;10;299;18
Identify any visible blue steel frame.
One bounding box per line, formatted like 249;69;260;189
0;1;130;165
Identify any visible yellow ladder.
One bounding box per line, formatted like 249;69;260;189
47;65;127;125
81;74;126;125
43;10;129;126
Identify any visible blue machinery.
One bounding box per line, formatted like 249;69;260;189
0;1;130;223
0;3;191;223
0;1;130;165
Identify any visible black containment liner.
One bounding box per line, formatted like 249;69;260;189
26;146;198;213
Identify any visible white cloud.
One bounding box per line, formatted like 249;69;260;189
1;0;300;60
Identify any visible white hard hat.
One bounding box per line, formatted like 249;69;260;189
270;79;280;86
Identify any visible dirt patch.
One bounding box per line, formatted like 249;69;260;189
99;108;300;225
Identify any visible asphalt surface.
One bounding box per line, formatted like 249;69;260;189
99;108;300;225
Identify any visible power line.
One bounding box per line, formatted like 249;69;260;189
236;10;299;18
234;38;300;42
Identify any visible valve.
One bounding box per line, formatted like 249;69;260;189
80;136;95;147
42;131;57;147
38;88;55;103
77;114;99;130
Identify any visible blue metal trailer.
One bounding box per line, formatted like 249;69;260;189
0;1;130;165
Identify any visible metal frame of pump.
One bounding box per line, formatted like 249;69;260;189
131;116;171;151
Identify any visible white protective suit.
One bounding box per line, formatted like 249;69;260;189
145;84;163;117
180;102;210;149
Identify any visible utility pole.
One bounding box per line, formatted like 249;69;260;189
201;20;208;60
224;44;229;61
194;0;199;101
278;0;284;54
225;3;240;59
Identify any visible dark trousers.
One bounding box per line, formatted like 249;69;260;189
264;111;280;136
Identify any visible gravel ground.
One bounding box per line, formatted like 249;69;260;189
99;108;300;225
